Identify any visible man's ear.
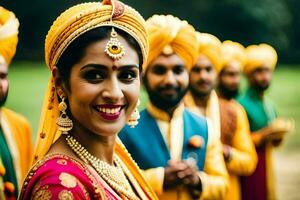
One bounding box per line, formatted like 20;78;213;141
52;67;68;98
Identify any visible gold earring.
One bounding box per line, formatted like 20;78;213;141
127;99;140;128
57;97;73;134
105;27;125;60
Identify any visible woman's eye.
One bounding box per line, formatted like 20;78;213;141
83;70;105;82
119;70;137;82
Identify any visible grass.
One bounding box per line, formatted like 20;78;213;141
5;62;300;151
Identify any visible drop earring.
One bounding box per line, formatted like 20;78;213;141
57;96;73;134
127;99;140;128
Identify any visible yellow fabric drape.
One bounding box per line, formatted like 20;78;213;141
244;44;277;75
222;101;258;200
184;90;221;138
1;108;33;188
0;6;19;65
145;15;198;71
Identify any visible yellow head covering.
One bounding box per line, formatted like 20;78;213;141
34;0;148;162
220;40;246;72
0;7;19;65
145;14;198;71
244;43;278;75
196;32;223;73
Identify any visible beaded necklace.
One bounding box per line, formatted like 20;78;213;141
66;135;140;200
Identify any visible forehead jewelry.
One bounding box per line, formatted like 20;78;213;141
112;65;118;71
105;27;126;60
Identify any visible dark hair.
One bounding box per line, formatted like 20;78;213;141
56;26;143;87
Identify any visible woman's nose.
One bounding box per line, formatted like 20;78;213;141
101;77;124;102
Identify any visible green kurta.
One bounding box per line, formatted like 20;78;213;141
0;128;18;197
238;87;277;200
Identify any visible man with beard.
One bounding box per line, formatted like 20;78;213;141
238;44;293;200
184;32;223;138
217;40;257;200
120;15;228;200
0;7;33;199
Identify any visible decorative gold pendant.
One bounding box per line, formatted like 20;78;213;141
105;28;125;60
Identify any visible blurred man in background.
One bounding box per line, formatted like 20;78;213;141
0;6;33;199
217;40;257;200
238;44;294;200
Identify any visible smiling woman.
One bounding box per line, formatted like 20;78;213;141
18;1;157;200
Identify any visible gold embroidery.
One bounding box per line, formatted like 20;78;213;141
58;190;74;200
33;185;52;200
57;159;68;165
59;173;77;188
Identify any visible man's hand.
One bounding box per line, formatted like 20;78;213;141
163;160;202;198
253;118;294;146
163;161;188;189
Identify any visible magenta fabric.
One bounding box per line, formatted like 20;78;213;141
19;154;119;200
241;146;267;200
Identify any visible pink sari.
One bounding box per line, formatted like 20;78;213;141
19;154;125;200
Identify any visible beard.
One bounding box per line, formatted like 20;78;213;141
0;88;8;107
253;81;270;92
218;83;239;99
143;78;188;111
189;82;213;99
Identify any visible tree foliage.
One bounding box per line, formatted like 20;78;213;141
1;0;299;63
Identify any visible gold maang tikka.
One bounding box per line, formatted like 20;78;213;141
105;27;125;60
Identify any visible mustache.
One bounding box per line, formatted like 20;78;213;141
157;84;180;92
196;79;210;85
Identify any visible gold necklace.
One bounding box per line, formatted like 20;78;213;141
66;135;140;200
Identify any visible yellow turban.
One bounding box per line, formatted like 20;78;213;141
35;0;149;161
220;40;246;72
196;32;223;73
244;43;278;75
145;15;198;71
0;7;19;65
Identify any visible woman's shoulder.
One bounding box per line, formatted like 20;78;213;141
19;154;105;200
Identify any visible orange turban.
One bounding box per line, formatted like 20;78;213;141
196;32;223;73
35;0;149;162
0;7;19;66
244;44;278;75
145;15;198;71
220;40;246;72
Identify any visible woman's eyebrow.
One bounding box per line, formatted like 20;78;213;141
80;64;108;71
117;64;139;71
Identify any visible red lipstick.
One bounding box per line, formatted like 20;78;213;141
94;104;124;121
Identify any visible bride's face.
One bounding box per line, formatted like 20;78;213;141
63;35;140;137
